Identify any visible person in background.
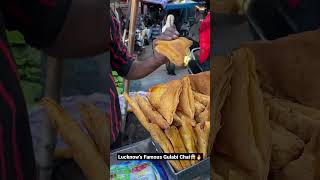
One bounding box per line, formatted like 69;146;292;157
0;0;178;179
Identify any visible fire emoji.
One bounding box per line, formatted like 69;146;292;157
197;154;201;161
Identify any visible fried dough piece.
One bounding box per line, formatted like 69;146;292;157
176;112;197;144
40;98;107;180
273;132;320;180
204;121;210;140
165;126;191;169
173;113;182;126
270;121;304;173
188;71;210;96
135;95;169;129
176;111;196;127
155;37;193;66
123;92;150;130
158;80;183;125
195;100;206;116
196;105;209;124
148;123;174;153
177;76;195;119
148;123;183;172
148;84;168;109
178;120;198;165
194;92;210;107
195;121;210;158
78;103;109;164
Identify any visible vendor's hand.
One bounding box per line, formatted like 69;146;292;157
153;27;180;64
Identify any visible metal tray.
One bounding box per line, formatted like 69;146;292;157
110;138;175;179
165;158;210;180
111;138;210;180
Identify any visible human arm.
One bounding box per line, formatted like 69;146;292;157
110;11;179;79
124;27;180;80
125;55;166;80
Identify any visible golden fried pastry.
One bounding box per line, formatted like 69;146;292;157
123;92;150;130
194;121;210;158
155;37;193;66
195;100;206;116
165;126;192;169
148;123;183;172
204;121;210;138
178;76;195;119
148;84;168;109
158;80;183;125
176;112;197;145
78;103;109;164
188;71;210;95
40;98;107;180
195;105;209;124
193;91;210;107
135;95;169;129
176;111;196;127
173;113;182;126
178;120;198;165
148;123;174;153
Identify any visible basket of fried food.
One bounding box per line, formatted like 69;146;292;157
123;72;210;173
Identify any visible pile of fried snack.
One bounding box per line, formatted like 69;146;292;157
123;72;210;172
211;29;320;180
40;98;109;180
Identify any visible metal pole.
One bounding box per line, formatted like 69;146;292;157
123;0;139;128
38;56;63;180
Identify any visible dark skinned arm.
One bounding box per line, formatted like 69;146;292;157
125;56;166;80
125;27;179;80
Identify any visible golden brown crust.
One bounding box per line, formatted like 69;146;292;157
78;103;109;164
188;71;210;95
194;122;210;158
176;111;196;127
158;80;183;125
173;113;182;126
178;120;198;165
148;123;174;153
147;123;183;172
135;95;169;129
196;105;209;124
148;84;168;109
165;126;192;169
194;92;210;107
39;98;107;180
178;77;195;119
123;92;150;130
195;100;206;116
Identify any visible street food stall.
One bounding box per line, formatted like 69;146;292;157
109;0;211;179
24;0;210;179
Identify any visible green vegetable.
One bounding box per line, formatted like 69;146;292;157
6;31;25;44
112;71;124;94
7;30;43;106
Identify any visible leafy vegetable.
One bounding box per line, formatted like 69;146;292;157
112;71;124;94
7;31;43;106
